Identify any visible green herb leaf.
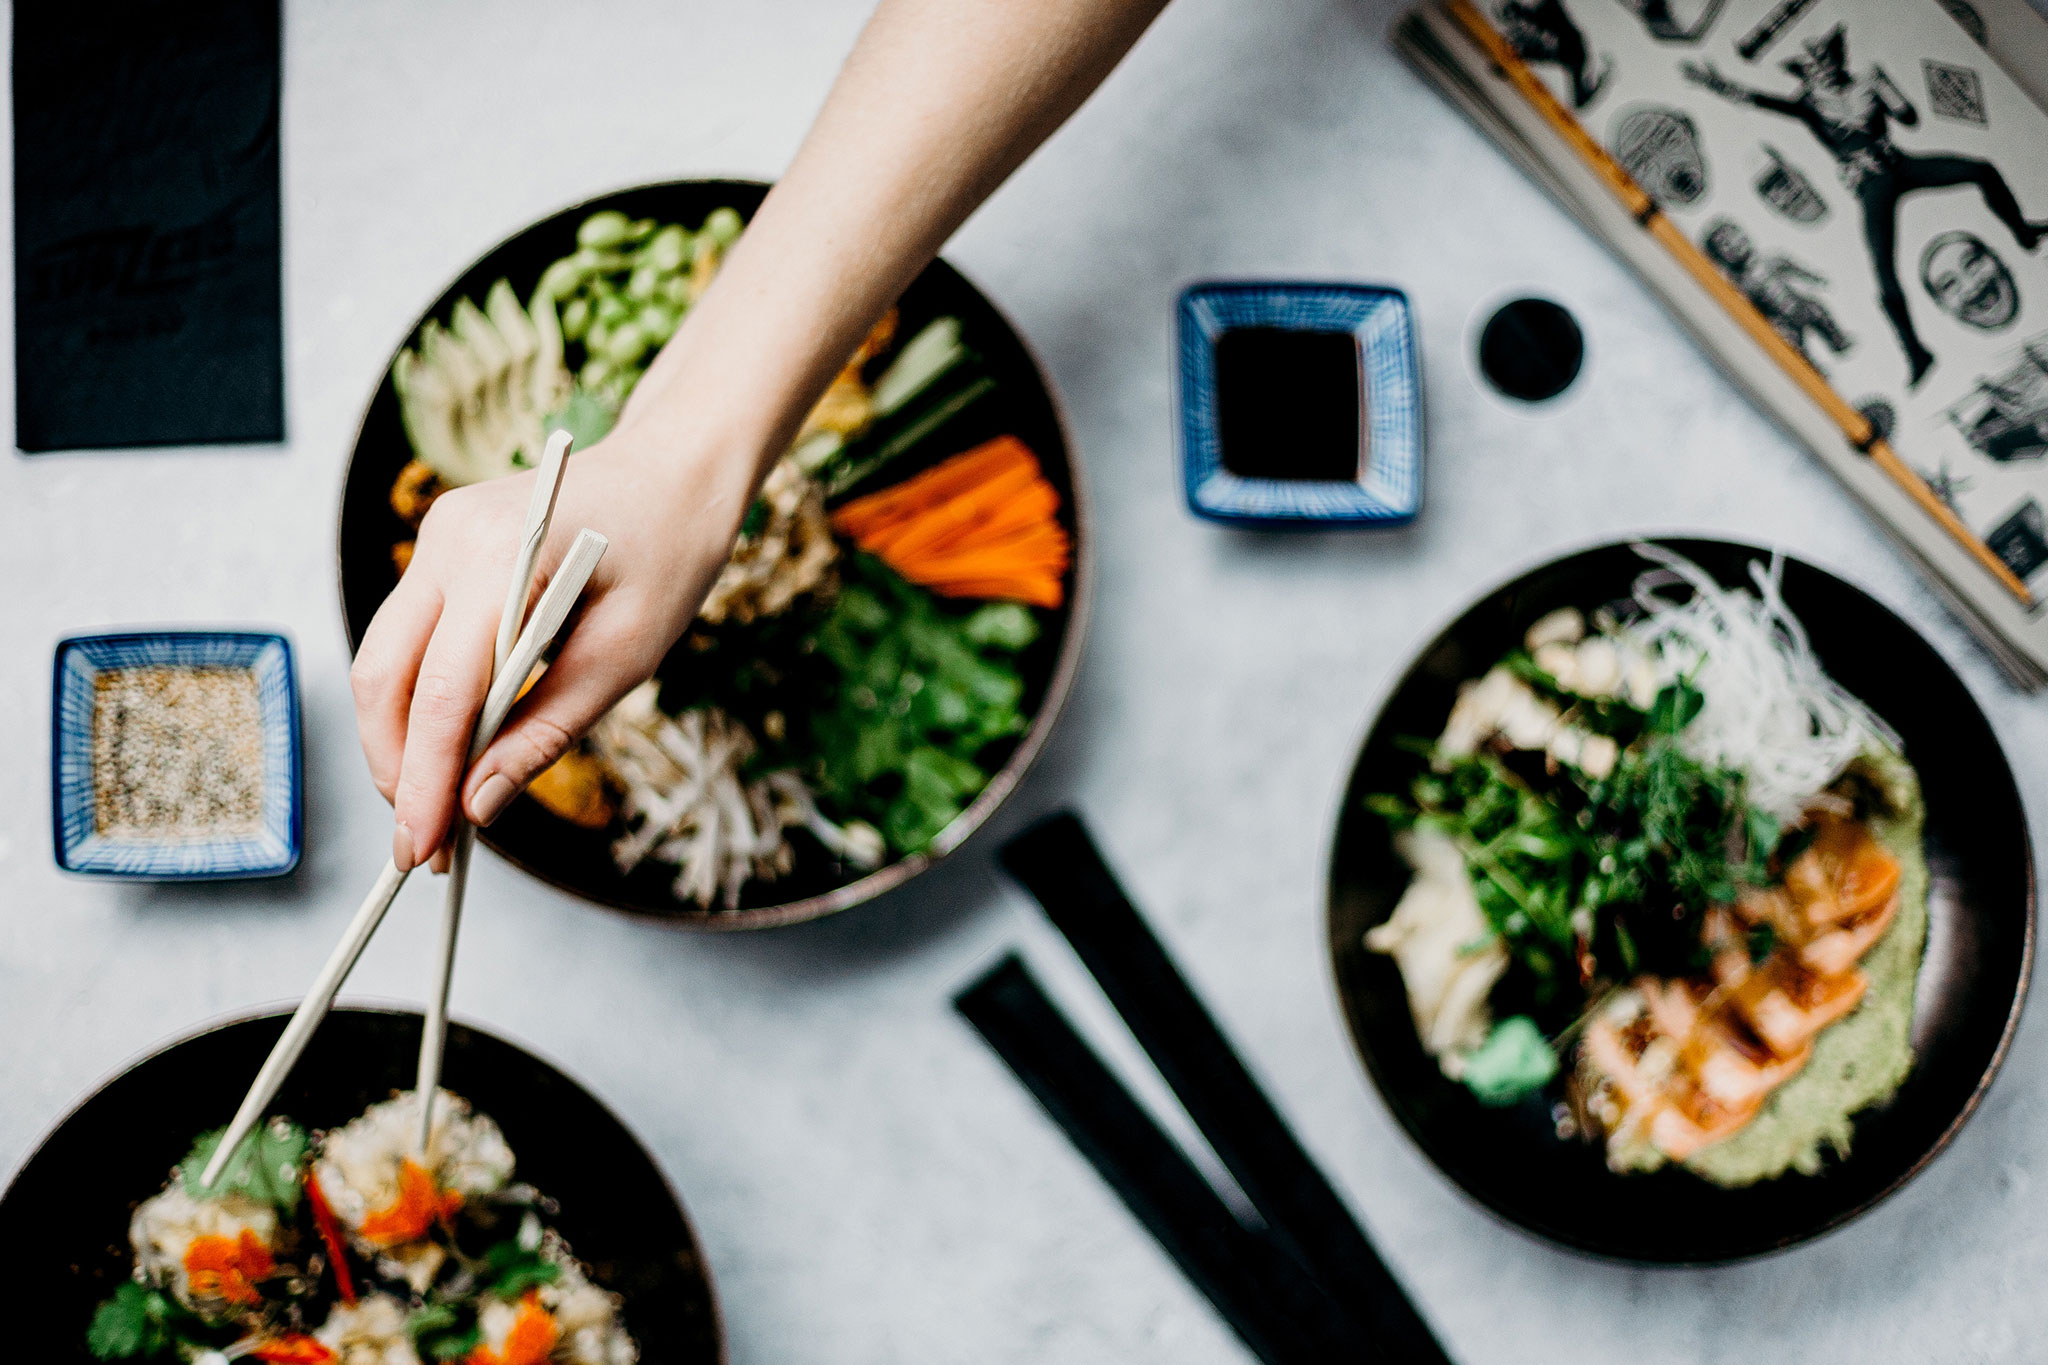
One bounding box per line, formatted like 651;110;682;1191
181;1119;308;1214
805;554;1034;855
1375;707;1766;990
1647;680;1704;735
482;1240;563;1300
88;1284;187;1361
543;384;619;450
1747;922;1777;964
408;1303;482;1362
962;602;1038;651
1614;918;1639;975
738;497;770;540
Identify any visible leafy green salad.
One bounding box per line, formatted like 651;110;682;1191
1365;548;1927;1182
382;202;1072;910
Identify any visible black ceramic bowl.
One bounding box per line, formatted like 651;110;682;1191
338;179;1087;930
0;1007;723;1361
1327;538;2034;1262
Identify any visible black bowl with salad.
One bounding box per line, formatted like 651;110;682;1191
0;1007;723;1363
338;180;1086;929
1327;538;2032;1262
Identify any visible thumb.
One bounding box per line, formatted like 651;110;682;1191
460;627;648;827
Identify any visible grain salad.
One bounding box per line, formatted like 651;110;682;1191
92;666;264;840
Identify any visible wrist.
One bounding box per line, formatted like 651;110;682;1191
602;416;773;544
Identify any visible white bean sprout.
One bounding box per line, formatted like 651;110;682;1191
591;683;884;909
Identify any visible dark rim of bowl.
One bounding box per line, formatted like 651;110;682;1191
1321;531;2037;1264
334;177;1090;932
0;1000;728;1363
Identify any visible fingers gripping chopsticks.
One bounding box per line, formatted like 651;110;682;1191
204;434;595;1188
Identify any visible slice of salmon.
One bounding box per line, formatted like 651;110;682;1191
1732;963;1868;1054
1800;892;1900;977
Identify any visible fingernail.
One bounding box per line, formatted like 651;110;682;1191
393;821;416;872
470;772;517;827
429;845;452;875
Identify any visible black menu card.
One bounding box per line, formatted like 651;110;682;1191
14;0;283;451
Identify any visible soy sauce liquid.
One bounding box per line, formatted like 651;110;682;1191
1213;326;1365;483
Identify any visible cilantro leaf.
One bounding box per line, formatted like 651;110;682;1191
88;1283;187;1361
408;1303;482;1362
482;1240;562;1299
1647;680;1704;735
181;1119;308;1214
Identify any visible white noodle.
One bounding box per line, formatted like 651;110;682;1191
1623;544;1896;823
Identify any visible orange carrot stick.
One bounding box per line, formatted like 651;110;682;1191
831;436;1070;607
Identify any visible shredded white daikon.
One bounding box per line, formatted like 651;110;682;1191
1623;544;1897;822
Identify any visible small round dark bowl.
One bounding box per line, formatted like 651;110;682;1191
1327;537;2035;1263
338;180;1088;930
0;1006;723;1361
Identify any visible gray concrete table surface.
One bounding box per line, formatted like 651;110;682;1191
4;2;2045;1361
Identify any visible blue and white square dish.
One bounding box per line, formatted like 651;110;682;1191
52;631;303;879
1177;281;1423;526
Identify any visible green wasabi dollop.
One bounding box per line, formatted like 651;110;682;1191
1461;1015;1558;1105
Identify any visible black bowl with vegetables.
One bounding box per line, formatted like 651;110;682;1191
0;1007;723;1362
339;180;1087;929
1327;537;2032;1262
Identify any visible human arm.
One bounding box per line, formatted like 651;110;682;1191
1680;61;1806;119
351;0;1170;872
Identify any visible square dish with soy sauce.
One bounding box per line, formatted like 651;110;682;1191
1176;280;1422;526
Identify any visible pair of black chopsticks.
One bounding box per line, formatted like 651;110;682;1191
956;812;1451;1364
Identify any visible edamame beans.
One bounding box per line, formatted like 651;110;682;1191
576;211;631;249
541;205;748;399
604;321;648;366
560;297;590;342
704;207;743;247
647;225;689;273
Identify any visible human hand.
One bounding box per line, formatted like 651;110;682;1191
351;421;759;871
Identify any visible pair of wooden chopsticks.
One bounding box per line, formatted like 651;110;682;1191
965;813;1450;1365
204;433;597;1188
1442;0;2031;606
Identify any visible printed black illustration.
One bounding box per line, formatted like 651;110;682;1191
1856;396;1897;441
1616;0;1727;43
1919;461;1973;513
1923;59;1987;126
1613;106;1709;204
1496;0;1611;108
1947;337;2048;463
1686;27;2048;387
1755;144;1829;223
1736;0;1816;61
1937;0;1988;47
1987;499;2048;580
1921;231;2018;331
1703;219;1853;362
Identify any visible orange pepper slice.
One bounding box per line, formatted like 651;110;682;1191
357;1158;462;1247
464;1291;560;1365
183;1228;274;1306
